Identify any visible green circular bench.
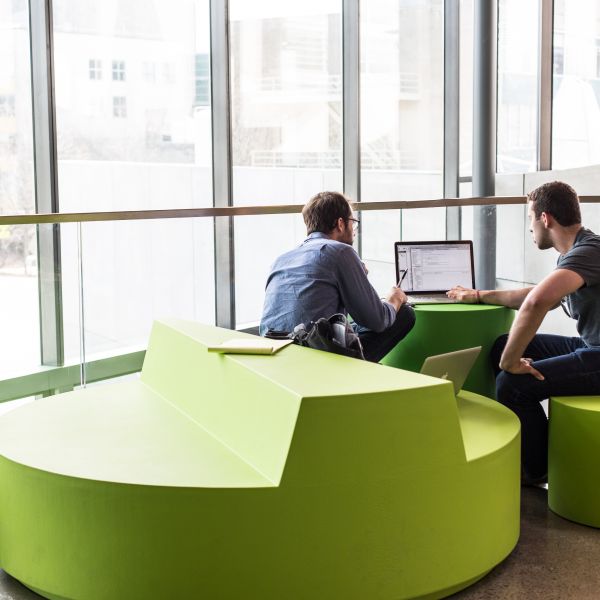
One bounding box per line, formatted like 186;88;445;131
0;320;521;600
549;396;600;527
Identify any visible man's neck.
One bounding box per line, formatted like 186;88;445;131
554;225;583;254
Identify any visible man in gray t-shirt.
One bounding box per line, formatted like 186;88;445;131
448;181;600;484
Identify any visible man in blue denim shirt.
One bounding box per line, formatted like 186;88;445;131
448;181;600;484
260;191;415;362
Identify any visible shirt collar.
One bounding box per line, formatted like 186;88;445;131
303;232;330;243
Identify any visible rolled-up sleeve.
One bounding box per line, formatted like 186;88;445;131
333;245;396;332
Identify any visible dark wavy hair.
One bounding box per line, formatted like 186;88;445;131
302;191;353;234
528;181;581;226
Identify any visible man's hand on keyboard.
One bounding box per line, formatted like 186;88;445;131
446;285;478;303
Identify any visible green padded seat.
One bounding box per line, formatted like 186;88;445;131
0;319;520;600
549;396;600;527
381;304;514;398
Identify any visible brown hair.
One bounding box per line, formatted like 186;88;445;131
302;191;353;234
529;181;581;226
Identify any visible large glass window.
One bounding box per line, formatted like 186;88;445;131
552;0;600;169
52;0;214;359
497;0;539;173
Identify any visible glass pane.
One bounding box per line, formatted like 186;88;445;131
230;0;343;205
71;218;214;363
460;182;473;240
552;0;600;169
360;0;443;201
52;0;212;211
0;224;40;377
0;0;35;214
360;209;402;296
234;213;306;329
497;0;539;173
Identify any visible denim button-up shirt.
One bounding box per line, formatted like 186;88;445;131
259;232;396;335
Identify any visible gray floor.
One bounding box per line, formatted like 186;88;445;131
0;486;598;599
451;486;600;599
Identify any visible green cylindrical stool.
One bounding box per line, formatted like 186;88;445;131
381;304;514;398
549;396;600;527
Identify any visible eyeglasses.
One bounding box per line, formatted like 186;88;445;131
347;217;360;230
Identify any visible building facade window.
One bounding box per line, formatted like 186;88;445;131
142;61;156;83
194;53;210;105
162;62;175;84
0;95;16;117
553;45;564;75
88;59;102;80
112;96;127;118
112;60;126;81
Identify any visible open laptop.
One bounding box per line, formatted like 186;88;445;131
420;346;482;394
394;240;475;304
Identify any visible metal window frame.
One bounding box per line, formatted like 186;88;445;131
343;0;360;204
210;0;235;329
343;0;361;252
472;0;498;290
29;0;64;367
444;0;461;239
538;0;553;171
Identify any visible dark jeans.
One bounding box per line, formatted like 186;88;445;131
491;333;600;479
354;303;416;363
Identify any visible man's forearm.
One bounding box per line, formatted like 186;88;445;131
479;287;533;309
499;302;547;370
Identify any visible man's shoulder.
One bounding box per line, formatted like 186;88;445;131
302;236;358;257
564;229;600;258
577;229;600;246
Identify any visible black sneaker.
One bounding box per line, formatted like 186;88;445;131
521;467;548;487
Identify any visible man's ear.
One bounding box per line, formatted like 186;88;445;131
541;211;551;228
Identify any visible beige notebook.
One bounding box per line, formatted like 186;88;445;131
207;338;293;355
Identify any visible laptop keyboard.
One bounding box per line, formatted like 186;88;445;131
408;295;457;304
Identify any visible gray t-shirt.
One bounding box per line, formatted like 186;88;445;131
557;228;600;347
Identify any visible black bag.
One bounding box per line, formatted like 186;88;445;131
289;313;365;360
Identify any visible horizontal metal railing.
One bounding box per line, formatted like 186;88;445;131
3;195;600;225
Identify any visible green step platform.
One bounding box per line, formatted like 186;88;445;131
0;319;520;600
549;396;600;527
382;304;515;398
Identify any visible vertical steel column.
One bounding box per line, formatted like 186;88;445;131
210;0;235;329
343;0;360;202
29;0;64;366
343;0;361;252
537;0;553;171
472;0;497;289
444;0;461;239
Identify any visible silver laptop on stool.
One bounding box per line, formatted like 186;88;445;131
394;240;475;304
420;346;482;395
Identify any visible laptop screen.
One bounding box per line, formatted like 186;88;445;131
394;241;475;293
